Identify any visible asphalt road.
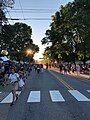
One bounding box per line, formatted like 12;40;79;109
0;69;90;120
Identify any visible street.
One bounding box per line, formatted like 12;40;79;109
0;69;90;120
0;0;90;120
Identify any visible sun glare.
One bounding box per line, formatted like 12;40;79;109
34;53;43;61
26;49;33;56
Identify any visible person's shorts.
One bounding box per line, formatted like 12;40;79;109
12;81;18;91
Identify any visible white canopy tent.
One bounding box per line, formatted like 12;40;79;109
86;60;90;64
75;61;83;64
0;56;9;61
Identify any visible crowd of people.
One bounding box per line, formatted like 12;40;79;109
0;62;25;86
0;61;44;106
0;60;90;106
0;61;27;105
0;61;44;86
53;62;90;76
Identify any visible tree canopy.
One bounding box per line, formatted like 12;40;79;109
41;0;90;64
0;22;39;62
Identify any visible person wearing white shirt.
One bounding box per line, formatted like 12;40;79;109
9;68;19;106
76;64;80;75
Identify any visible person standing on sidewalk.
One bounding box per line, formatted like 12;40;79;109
9;68;19;106
71;64;76;73
59;63;63;73
46;63;48;70
63;64;68;74
76;64;81;75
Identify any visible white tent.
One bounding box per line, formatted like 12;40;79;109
0;56;9;61
75;61;83;64
86;60;90;64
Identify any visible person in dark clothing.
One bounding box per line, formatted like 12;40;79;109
37;65;40;74
59;64;63;73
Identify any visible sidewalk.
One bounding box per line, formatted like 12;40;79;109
49;67;90;79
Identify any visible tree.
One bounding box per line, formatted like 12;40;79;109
0;22;39;61
41;0;90;63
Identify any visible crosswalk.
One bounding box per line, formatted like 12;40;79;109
87;90;90;93
49;90;65;102
27;91;40;103
0;91;21;103
69;90;90;101
0;90;90;104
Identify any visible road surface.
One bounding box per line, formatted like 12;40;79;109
0;69;90;120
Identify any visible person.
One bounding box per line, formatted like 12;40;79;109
40;64;44;73
59;63;63;73
28;65;32;75
34;65;37;72
76;64;80;75
71;64;76;73
18;71;25;90
19;67;27;83
0;63;5;86
9;68;19;106
46;63;48;69
63;64;68;74
67;63;71;74
37;65;40;74
88;65;90;79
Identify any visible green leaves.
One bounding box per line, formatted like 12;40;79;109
0;22;39;62
42;0;90;63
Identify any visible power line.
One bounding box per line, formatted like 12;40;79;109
11;8;57;11
5;7;14;24
10;8;56;13
8;18;51;21
8;11;55;13
18;0;25;20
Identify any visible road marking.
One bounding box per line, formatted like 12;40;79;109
0;92;2;94
0;91;21;103
69;90;90;101
87;90;90;93
49;70;74;90
49;90;65;102
27;91;40;103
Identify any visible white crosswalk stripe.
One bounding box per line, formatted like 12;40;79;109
27;91;40;103
87;90;90;93
69;90;90;101
0;90;90;104
49;90;65;102
0;91;21;103
0;92;2;94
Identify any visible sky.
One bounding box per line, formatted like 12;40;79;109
6;0;73;60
